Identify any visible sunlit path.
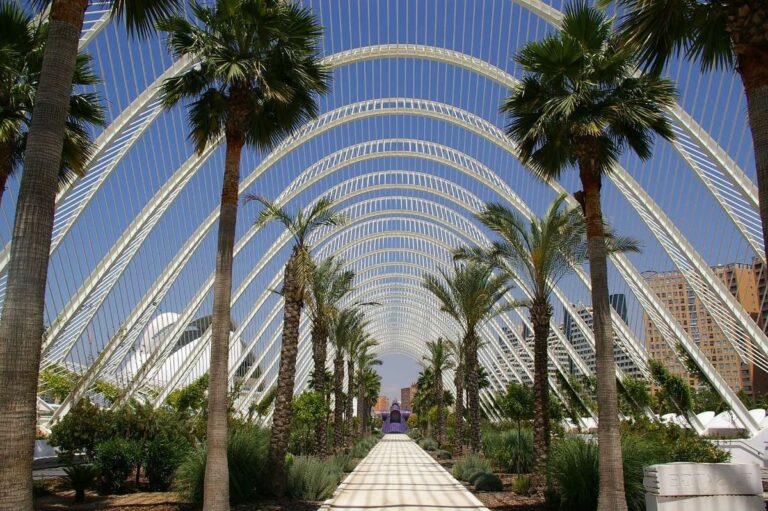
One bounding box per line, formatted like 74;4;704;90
320;435;488;511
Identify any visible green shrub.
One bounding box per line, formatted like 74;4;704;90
512;475;531;495
63;464;97;503
435;449;452;460
173;425;269;504
622;420;729;463
546;435;663;511
286;456;344;500
467;470;487;485
474;473;503;491
417;437;438;451
482;428;533;473
32;480;53;498
145;434;189;491
452;454;492;481
49;401;115;462
95;438;140;494
350;436;378;458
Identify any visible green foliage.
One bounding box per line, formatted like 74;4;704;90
289;390;330;455
49;400;115;462
546;438;598;511
650;359;693;414
482;428;534;474
452;453;492;481
349;436;378;458
622;420;729;463
93;380;121;406
618;376;651;419
145;434;190;491
417;437;438;451
285;456;344;500
39;367;77;403
63;464;97;503
166;373;209;414
435;449;452;460
498;383;533;423
512;475;531;495
94;438;140;494
173;425;270;505
474;472;503;492
467;470;488;485
32;480;53;498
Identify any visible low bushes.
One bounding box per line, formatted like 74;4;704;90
435;449;452;460
63;464;98;503
173;425;270;505
145;434;189;491
417;437;438;451
474;473;503;492
350;435;378;458
452;454;492;482
286;456;345;500
94;438;140;494
482;428;533;474
512;475;531;495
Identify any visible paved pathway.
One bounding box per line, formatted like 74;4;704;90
320;434;489;511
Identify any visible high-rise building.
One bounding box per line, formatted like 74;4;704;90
495;325;571;386
374;395;390;413
400;386;412;410
563;294;641;377
644;263;768;396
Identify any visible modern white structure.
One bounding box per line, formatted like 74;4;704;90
6;1;764;441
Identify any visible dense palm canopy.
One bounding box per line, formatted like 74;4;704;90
0;2;105;206
423;260;515;452
250;196;345;495
501;4;675;510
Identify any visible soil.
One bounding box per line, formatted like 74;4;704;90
33;479;321;511
470;473;547;511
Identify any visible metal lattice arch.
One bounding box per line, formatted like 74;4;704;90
15;0;766;438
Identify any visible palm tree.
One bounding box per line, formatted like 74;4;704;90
305;256;354;454
345;324;377;444
500;4;675;509
422;338;455;445
0;0;177;505
0;2;105;206
448;339;466;452
604;0;768;265
456;193;639;490
330;307;367;450
355;345;381;437
250;196;345;495
423;261;515;452
159;2;328;506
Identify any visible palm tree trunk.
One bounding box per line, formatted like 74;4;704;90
333;352;344;450
578;163;627;511
0;1;86;508
311;322;328;455
268;248;303;497
435;375;445;445
202;136;244;511
453;366;464;453
530;299;552;493
346;360;354;444
358;383;365;438
733;31;768;266
465;332;481;453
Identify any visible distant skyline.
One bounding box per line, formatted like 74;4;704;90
376;354;422;403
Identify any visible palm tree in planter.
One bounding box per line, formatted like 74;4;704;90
456;193;640;491
344;318;377;443
305;256;355;455
604;0;768;265
501;4;675;509
423;261;516;452
159;2;328;506
355;344;381;437
0;0;180;503
422;338;455;445
0;3;105;207
249;196;345;495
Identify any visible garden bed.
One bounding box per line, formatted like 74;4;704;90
469;473;545;511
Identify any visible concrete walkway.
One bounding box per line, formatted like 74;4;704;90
320;434;489;511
